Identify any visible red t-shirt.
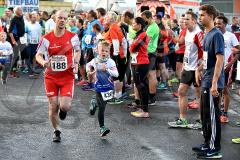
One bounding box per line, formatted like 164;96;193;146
37;30;80;81
130;32;150;65
104;23;125;58
176;28;187;54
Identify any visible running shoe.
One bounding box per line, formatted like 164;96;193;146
127;101;138;109
148;98;156;106
167;80;172;87
192;143;209;153
232;137;240;144
168;118;189;128
131;109;150;118
89;99;97;115
100;126;110;137
220;114;229;123
82;83;94;91
236;121;240;127
76;79;88;86
107;98;123;105
52;130;61;142
190;119;202;130
59;109;67;120
197;149;222;159
172;92;179;98
170;77;179;83
22;68;29;74
1;79;6;85
188;100;199;109
157;83;168;90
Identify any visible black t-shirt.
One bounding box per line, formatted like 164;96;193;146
9;16;25;40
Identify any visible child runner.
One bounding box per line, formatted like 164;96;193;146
87;40;119;137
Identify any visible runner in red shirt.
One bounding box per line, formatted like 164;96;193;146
36;10;81;142
175;15;187;79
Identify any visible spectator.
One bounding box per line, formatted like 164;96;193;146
8;6;25;78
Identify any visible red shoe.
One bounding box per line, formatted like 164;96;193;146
188;100;199;109
220;115;229;123
172;92;179;97
76;79;88;86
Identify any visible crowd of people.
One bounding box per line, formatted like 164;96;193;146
1;4;240;159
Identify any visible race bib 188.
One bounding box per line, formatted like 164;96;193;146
101;90;114;101
50;55;68;72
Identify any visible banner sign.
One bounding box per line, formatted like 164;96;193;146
8;0;39;13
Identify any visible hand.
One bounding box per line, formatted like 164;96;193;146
231;48;239;54
73;63;78;74
42;60;51;68
12;41;18;46
211;81;219;97
101;64;106;71
195;68;202;87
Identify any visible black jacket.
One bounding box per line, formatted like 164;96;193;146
9;15;25;41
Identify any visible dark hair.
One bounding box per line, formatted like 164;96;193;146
181;14;185;17
232;16;238;20
96;8;106;17
70;9;75;13
93;23;101;33
216;15;228;25
134;17;146;30
141;10;152;19
185;11;198;21
88;10;97;19
42;11;48;17
173;19;178;24
78;18;84;25
124;11;134;19
199;4;218;20
51;10;57;16
164;14;170;19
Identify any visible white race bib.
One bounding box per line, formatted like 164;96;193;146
101;90;114;101
20;36;27;44
50;55;68;72
85;35;92;44
29;37;38;44
203;51;208;69
131;53;138;64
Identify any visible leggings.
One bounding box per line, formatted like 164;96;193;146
132;64;149;112
96;92;107;127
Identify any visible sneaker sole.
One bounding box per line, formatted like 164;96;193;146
168;123;190;129
197;154;222;159
52;138;61;143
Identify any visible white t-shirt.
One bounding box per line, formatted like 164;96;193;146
25;22;42;44
45;19;56;34
223;31;239;64
0;41;13;55
183;25;203;71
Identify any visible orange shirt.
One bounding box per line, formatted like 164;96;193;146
104;23;124;58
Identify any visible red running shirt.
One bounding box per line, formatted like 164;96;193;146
130;32;150;65
37;30;80;81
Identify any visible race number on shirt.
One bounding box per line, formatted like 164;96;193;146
29;37;38;44
85;35;92;44
50;55;68;72
131;53;138;64
203;51;208;69
101;90;114;101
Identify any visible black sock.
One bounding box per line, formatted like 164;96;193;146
157;77;160;82
135;99;140;105
149;94;155;100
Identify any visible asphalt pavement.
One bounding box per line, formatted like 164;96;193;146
0;74;240;160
